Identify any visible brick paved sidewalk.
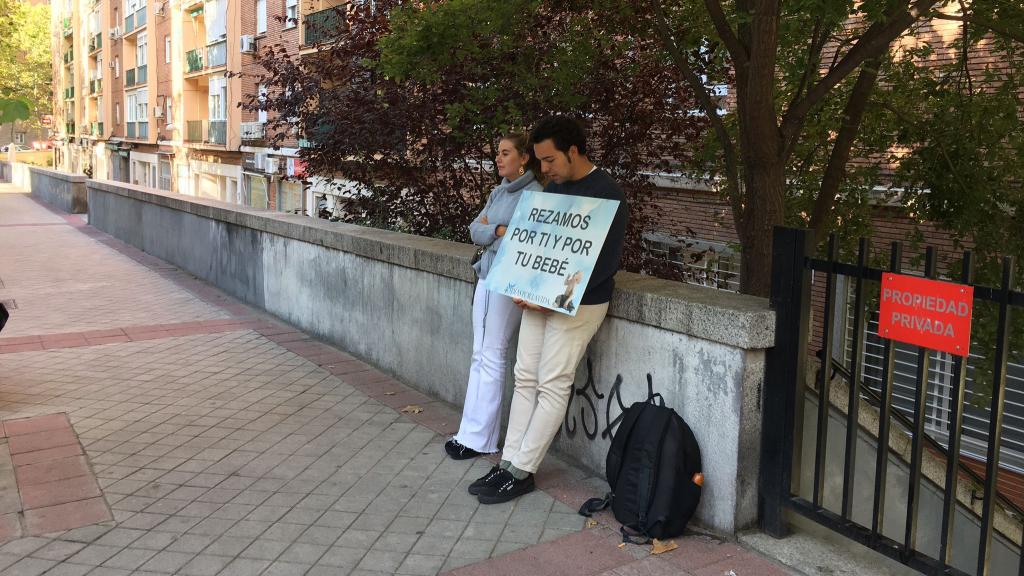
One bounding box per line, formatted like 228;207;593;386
0;185;797;576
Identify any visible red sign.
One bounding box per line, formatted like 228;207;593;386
878;273;974;356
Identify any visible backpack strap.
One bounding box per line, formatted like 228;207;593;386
648;393;666;407
578;492;612;517
619;524;652;545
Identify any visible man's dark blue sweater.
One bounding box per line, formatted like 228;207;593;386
545;168;628;305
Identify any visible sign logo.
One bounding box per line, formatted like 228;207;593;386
878;273;974;356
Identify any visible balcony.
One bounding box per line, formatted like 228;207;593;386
91;122;104;136
63;50;74;65
89;33;102;53
124;7;145;34
302;7;346;47
65;122;75;135
186;49;203;73
207;40;226;68
64;87;75;100
126;121;149;139
186;119;203;142
125;68;136;87
184;119;226;145
209;120;226;145
89;79;102;94
240;121;265;140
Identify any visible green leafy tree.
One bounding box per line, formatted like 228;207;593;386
0;0;52;133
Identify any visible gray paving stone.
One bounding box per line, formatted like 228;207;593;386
218;557;273;576
130;531;179;550
187;517;237;536
94;528;147;548
59;525;115;544
281;507;324;525
264;560;314;576
261;522;309;542
492;540;529;556
440;556;478;572
461;521;505;541
37;562;92;576
543;512;585;532
356;550;405;573
66;544;122;566
370;532;419;554
408;536;456;558
449;538;495;560
0;537;50;556
178;553;234;576
335;529;381;550
166;534;217;554
422;519;467;540
203;535;255;557
350;513;397;532
0;557;56;576
315;511;358;530
297;526;345;547
279;542;328;564
102;547;158;570
434;503;477;522
385;516;431;535
224;520;273;539
29;540;86;561
317;546;366;568
396;553;445;576
248;505;292;523
500;523;542;545
137;550;195;573
240;538;290;560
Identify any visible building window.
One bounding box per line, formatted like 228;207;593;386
208;76;227;120
159;159;171;190
14;133;25;144
114;56;120;77
284;0;296;28
279;180;303;213
165;96;173;126
137;32;147;67
256;0;266;35
115;102;120;124
257;84;267;123
248;174;267;209
164;35;170;63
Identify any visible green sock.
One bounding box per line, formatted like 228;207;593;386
499;460;511;470
507;464;530;480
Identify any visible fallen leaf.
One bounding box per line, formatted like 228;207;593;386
400;405;423;414
617;543;626;549
651;538;678;555
585;519;598;528
383;392;397;396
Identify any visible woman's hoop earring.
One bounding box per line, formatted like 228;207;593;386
519;166;525;176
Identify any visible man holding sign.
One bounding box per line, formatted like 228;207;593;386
472;116;628;504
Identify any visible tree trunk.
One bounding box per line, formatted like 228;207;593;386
738;159;786;297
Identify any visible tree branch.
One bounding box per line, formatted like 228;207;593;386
780;0;942;151
703;0;749;71
649;0;745;223
808;57;881;240
932;12;1024;44
787;16;826;111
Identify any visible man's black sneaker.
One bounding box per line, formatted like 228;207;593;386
445;439;482;460
477;471;535;504
468;465;504;496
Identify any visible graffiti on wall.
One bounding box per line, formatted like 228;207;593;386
563;357;661;441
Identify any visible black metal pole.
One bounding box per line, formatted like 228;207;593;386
939;251;974;570
977;256;1016;576
760;226;813;537
813;235;839;509
871;241;903;540
904;247;937;557
842;238;869;520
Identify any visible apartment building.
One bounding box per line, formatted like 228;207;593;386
51;0;315;213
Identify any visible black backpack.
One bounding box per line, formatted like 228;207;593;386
579;395;703;543
0;301;8;334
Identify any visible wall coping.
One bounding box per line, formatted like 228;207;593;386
29;165;87;183
87;179;776;349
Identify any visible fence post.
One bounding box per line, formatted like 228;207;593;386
760;226;813;537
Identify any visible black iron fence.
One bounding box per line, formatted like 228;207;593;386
761;227;1024;576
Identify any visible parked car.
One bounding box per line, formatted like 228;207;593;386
0;144;32;153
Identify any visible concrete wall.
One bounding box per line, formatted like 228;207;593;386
28;166;88;214
85;179;776;535
0;162;33;187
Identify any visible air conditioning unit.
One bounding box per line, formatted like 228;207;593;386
253;152;266;170
109;26;121;39
240;35;256;54
154;1;164;15
153;106;163;118
108;59;116;68
264;157;280;174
